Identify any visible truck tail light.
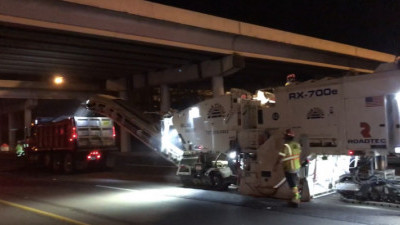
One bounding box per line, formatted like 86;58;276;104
69;127;78;142
112;126;116;138
87;150;101;160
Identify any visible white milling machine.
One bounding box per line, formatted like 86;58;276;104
170;61;400;202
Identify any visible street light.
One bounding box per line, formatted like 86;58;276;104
53;75;64;85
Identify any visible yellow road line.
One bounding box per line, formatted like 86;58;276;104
0;199;90;225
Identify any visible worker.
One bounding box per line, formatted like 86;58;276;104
285;73;296;86
15;141;24;157
277;129;302;207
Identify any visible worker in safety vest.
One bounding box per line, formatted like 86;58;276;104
278;129;302;206
16;141;24;157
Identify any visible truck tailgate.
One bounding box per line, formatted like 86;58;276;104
74;117;115;148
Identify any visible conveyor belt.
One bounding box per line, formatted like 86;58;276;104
86;94;180;166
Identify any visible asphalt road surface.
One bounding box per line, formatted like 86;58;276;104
0;154;399;225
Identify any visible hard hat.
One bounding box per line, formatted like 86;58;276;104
285;129;295;137
286;74;296;80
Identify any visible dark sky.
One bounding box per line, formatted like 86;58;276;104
148;0;400;55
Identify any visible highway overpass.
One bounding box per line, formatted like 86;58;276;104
0;0;396;99
0;0;397;149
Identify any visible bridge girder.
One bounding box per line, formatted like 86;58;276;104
0;0;395;76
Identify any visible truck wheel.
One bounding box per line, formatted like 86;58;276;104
24;153;35;169
210;173;227;191
63;153;75;174
44;153;52;169
52;154;62;173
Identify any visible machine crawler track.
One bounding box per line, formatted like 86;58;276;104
340;196;400;208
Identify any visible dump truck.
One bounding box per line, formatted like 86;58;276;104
25;116;117;173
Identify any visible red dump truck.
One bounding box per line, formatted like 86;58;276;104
25;116;117;173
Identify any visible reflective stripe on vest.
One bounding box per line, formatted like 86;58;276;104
282;154;300;161
283;143;298;171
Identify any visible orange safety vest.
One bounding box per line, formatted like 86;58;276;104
279;141;301;172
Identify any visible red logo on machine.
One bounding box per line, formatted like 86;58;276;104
347;122;386;146
360;122;371;138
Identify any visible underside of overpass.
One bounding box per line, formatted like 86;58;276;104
0;23;350;85
0;0;394;100
0;21;368;100
0;21;351;108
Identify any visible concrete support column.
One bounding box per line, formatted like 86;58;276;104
160;84;170;114
8;113;17;151
119;91;131;153
212;76;224;97
24;108;32;139
120;129;131;153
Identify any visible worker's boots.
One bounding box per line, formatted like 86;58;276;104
288;186;301;207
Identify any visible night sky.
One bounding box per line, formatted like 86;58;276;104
148;0;400;55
